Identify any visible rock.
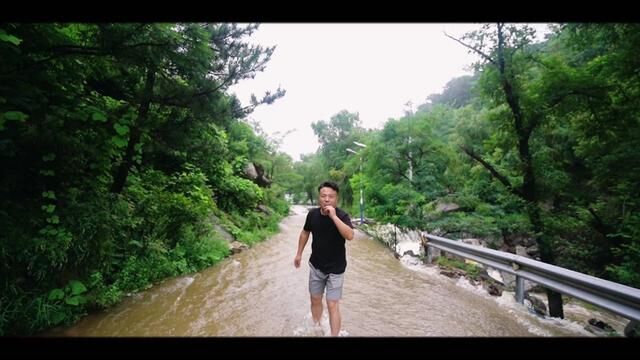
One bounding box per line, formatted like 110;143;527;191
242;162;272;187
525;245;539;257
214;224;235;243
487;283;502;296
435;202;460;213
588;318;615;332
243;162;258;180
403;250;416;257
624;320;639;337
461;238;486;247
501;272;516;290
524;293;548;317
505;236;523;247
485;268;503;284
209;215;235;242
439;270;462;279
229;241;249;255
500;244;515;254
515;245;529;257
253;163;272;187
257;204;273;215
585;319;618;336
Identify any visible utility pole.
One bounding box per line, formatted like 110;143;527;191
347;141;367;224
405;101;414;182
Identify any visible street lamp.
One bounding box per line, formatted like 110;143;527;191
346;141;367;224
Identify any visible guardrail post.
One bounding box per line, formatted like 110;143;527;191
421;233;433;264
516;275;525;304
393;225;397;254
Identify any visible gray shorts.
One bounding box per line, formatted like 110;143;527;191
309;261;344;301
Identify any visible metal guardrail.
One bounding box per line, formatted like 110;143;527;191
422;233;640;322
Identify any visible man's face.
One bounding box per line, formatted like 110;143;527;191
319;187;338;209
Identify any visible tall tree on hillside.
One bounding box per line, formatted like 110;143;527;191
311;110;365;207
545;24;640;287
447;23;566;317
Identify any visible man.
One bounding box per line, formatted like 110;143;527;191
294;181;354;336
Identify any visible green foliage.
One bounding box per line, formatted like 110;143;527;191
4;21;640;334
225;210;282;246
424;74;478;109
0;111;28;130
264;184;291;216
0;22;290;335
289;23;640;292
218;175;264;213
48;280;88;307
173;225;230;272
0;29;22;45
606;213;640;286
86;272;122;309
308;110;367;206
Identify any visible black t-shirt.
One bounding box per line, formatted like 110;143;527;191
303;207;353;274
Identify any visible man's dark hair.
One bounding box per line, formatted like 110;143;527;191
318;181;339;194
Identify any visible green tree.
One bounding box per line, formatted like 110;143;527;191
448;23;566;317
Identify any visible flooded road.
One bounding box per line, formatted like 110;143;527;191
53;206;595;336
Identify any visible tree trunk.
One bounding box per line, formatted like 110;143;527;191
527;203;564;318
497;23;564;318
306;190;314;205
110;67;156;194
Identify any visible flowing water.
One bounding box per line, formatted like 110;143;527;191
51;205;598;336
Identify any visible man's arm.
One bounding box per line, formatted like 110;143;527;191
328;211;354;241
294;230;310;268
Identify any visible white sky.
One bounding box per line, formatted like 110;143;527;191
230;23;551;161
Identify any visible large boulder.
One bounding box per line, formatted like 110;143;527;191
243;162;258;180
243;162;272;187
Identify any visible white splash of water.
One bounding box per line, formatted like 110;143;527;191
490;291;552;336
394;241;422;257
179;276;195;287
542;316;594;336
292;312;349;337
398;255;440;277
455;277;487;297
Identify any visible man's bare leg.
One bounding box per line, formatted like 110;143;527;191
310;294;323;325
327;299;341;336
